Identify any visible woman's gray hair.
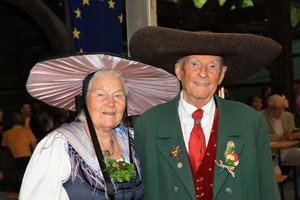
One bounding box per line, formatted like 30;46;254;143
77;70;128;122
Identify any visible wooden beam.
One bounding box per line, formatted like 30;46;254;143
266;0;295;111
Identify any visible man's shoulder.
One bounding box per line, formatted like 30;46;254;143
281;111;295;119
282;110;294;116
135;100;176;127
140;100;174;116
218;98;256;112
217;98;265;122
3;125;20;134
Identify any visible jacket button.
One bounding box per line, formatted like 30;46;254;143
225;187;232;195
172;186;179;192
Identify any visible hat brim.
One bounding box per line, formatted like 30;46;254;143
26;54;180;116
129;26;282;83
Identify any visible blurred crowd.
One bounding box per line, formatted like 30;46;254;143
246;84;300;176
0;100;76;194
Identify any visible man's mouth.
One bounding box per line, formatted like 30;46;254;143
194;81;209;86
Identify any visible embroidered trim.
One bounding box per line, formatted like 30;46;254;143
54;122;142;198
68;144;107;194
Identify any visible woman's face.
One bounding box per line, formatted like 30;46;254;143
86;74;126;132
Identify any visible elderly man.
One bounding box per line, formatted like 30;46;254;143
262;94;300;164
129;26;281;200
262;94;298;140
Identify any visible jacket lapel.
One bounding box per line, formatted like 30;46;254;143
213;96;245;196
156;95;196;199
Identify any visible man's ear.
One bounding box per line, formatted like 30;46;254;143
175;63;182;81
218;66;227;85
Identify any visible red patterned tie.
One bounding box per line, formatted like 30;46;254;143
189;109;206;176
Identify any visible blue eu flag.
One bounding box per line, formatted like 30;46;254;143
68;0;123;54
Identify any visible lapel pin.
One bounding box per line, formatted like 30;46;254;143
170;145;182;159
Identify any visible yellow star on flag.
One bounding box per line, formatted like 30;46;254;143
74;8;81;18
118;13;123;23
82;0;90;6
73;28;81;39
108;0;115;9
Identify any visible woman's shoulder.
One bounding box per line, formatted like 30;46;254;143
49;121;85;142
38;129;68;150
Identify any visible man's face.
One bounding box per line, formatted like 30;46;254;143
175;55;227;107
21;104;31;117
269;101;286;119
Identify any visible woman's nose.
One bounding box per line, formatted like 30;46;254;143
106;96;115;107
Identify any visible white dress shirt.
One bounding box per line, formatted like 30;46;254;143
178;91;216;153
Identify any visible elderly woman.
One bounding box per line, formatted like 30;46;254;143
19;54;179;200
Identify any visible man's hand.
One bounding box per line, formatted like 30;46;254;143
285;131;300;140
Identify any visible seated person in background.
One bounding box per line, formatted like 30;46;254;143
261;94;300;141
0;146;20;192
2;112;37;174
247;95;263;111
261;94;300;172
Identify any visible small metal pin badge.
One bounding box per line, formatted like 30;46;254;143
177;162;183;168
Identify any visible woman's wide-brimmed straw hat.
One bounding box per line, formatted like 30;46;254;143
26;53;180;116
129;26;282;83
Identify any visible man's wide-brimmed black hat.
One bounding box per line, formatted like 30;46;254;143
129;26;282;84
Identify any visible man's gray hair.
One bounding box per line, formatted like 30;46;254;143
267;94;285;107
77;70;128;122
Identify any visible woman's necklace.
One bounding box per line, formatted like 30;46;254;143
102;140;115;157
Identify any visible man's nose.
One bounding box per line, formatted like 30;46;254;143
198;66;208;78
